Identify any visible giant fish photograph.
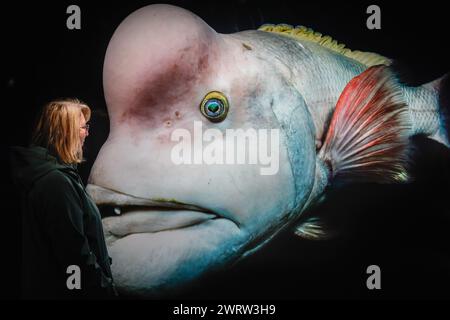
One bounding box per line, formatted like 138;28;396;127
4;0;450;301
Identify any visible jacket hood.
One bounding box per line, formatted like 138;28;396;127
9;145;77;192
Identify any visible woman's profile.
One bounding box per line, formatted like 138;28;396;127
10;98;117;299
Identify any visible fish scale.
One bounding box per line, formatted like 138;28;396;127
403;86;440;136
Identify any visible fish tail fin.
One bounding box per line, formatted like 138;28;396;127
405;73;450;148
318;65;411;184
428;73;450;147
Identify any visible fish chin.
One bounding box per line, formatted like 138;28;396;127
106;218;244;296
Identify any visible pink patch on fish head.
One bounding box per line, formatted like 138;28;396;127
103;4;222;136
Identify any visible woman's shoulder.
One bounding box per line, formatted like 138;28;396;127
31;169;85;207
37;168;69;183
34;168;76;193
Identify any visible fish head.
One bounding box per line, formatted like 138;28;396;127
88;4;317;296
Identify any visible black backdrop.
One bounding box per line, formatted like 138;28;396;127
3;0;450;300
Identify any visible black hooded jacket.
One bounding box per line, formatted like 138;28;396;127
10;145;116;299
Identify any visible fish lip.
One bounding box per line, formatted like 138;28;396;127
86;184;215;213
104;209;218;238
86;184;240;234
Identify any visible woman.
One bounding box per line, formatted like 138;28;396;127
10;98;117;299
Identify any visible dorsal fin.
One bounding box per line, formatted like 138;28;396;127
318;65;411;184
258;24;391;67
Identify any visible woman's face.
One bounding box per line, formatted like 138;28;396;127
79;113;89;146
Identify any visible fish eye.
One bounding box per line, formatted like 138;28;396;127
200;91;229;122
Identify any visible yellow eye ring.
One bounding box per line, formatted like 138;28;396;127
200;91;229;122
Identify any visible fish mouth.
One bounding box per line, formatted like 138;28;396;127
86;184;231;239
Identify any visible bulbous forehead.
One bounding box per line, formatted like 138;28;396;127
103;4;221;125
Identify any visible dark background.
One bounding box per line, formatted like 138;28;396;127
3;0;450;300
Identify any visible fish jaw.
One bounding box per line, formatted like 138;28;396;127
88;197;287;297
88;183;245;296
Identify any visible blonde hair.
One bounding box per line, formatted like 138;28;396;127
32;98;91;164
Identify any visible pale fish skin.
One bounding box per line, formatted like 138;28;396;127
86;4;448;296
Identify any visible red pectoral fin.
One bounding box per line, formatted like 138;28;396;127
319;65;411;184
